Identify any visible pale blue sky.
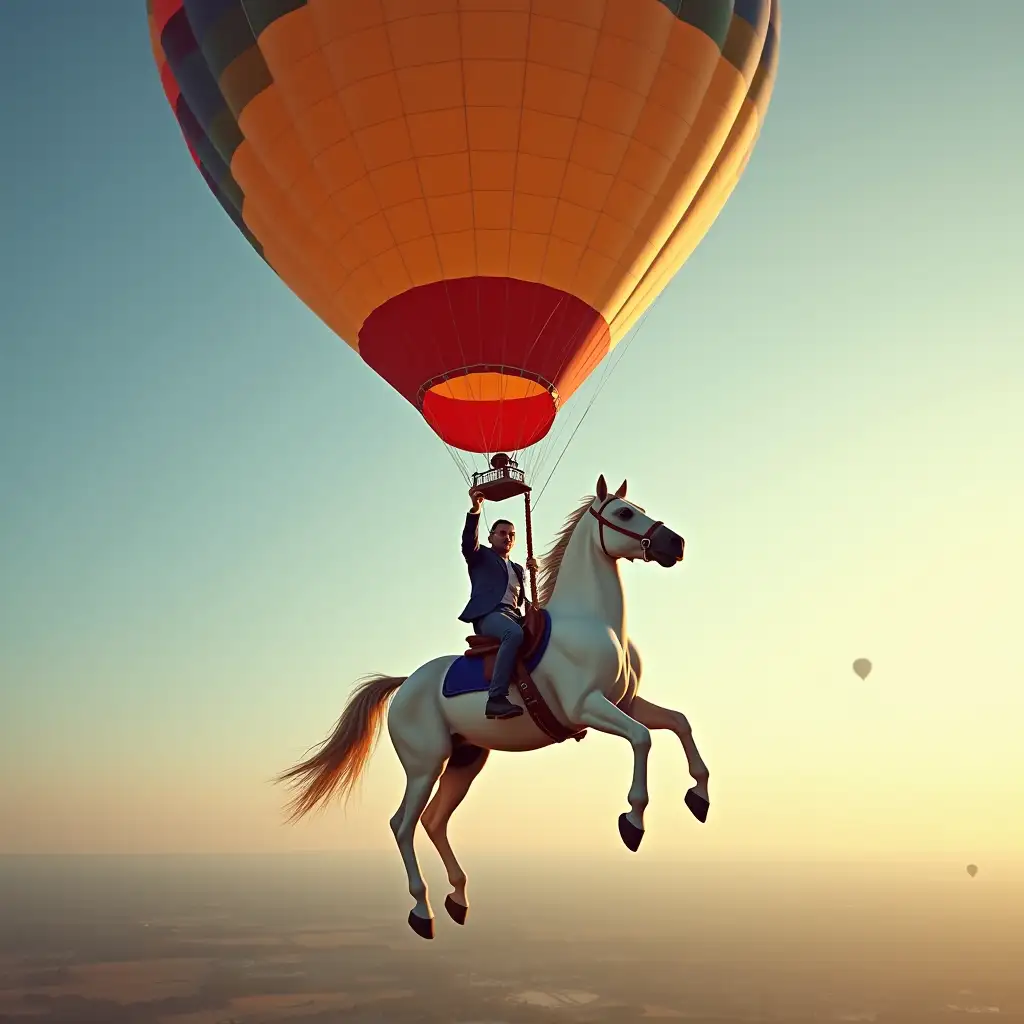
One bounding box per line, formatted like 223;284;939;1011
1;2;1022;864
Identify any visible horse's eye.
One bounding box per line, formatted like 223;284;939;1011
616;507;634;520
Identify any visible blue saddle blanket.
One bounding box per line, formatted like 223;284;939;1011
442;610;553;698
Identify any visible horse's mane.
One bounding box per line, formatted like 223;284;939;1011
535;494;595;608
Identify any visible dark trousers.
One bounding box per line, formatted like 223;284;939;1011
473;607;525;699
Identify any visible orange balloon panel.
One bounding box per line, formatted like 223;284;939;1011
147;0;780;453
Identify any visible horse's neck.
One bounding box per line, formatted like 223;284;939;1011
546;520;625;637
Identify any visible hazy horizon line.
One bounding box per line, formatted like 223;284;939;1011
0;849;1006;866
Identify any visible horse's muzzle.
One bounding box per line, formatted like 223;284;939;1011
649;525;684;567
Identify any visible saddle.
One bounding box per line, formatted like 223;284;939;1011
464;604;587;743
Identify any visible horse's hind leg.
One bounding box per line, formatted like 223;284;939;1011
627;695;710;822
389;760;446;939
421;742;490;925
386;670;451;939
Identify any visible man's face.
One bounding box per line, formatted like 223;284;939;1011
489;521;515;556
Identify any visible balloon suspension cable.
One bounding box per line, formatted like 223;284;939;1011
531;309;653;511
445;302;654;541
439;438;474;484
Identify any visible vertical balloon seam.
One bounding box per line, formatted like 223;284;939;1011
610;0;778;339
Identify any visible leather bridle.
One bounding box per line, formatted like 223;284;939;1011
588;496;664;562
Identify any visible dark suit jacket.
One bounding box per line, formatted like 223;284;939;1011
459;511;527;623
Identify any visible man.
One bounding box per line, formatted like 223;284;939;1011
459;487;538;720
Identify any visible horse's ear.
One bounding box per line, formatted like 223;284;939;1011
596;474;608;501
615;479;627;498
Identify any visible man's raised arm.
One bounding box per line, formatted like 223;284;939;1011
462;488;484;564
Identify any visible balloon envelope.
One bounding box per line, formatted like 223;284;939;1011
146;0;780;453
967;864;978;877
852;658;872;680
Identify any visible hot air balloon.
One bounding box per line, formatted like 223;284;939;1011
966;864;978;878
852;658;872;680
146;0;780;457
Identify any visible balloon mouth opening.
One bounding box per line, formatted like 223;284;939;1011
417;368;556;405
419;370;558;454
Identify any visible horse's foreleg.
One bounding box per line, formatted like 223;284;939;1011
420;744;490;925
628;695;710;823
575;691;652;852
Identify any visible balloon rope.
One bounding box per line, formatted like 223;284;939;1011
532;310;652;511
524;487;538;604
441;442;472;483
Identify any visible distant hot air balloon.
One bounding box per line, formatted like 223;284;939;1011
145;0;781;458
852;658;872;680
966;864;978;878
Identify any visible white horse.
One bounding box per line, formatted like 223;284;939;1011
277;475;711;939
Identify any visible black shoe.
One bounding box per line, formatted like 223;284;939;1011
485;695;524;720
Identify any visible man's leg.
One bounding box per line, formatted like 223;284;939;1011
474;610;525;718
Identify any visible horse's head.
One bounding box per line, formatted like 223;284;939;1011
587;475;684;568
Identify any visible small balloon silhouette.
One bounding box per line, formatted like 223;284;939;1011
852;658;872;680
967;864;978;878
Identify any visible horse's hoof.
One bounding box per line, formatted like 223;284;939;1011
444;895;468;925
618;812;644;852
407;910;434;940
685;788;710;823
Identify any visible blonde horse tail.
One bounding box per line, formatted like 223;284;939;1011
275;674;407;822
